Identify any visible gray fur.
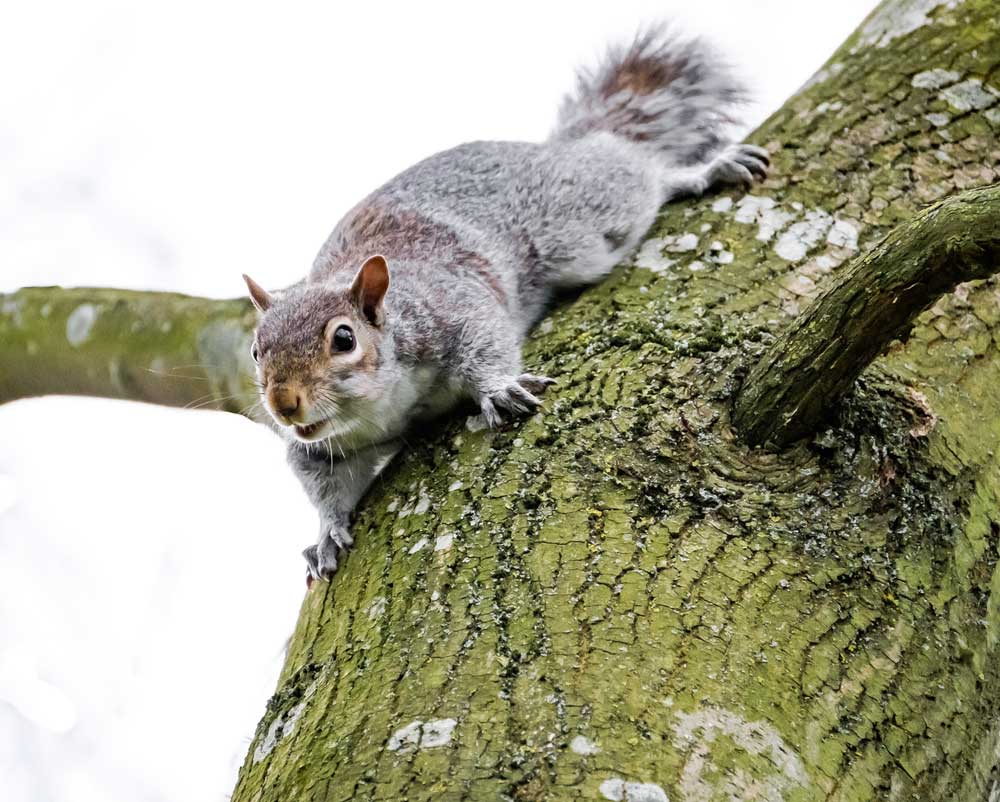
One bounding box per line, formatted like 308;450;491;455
553;24;746;165
249;25;769;582
291;439;402;579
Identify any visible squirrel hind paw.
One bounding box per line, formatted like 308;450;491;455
708;144;770;190
727;143;770;180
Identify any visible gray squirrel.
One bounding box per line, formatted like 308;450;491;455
242;25;769;582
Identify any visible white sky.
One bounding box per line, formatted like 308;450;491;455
0;1;878;800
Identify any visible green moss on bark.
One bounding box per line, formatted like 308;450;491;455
0;287;259;414
2;1;1000;799
232;1;1000;799
734;183;1000;447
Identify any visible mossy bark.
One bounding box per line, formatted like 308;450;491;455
0;287;258;414
232;2;1000;798
734;183;1000;447
4;1;1000;799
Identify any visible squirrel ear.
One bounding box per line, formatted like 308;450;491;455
350;255;390;326
243;274;273;313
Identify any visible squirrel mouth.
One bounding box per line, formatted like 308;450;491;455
293;420;330;441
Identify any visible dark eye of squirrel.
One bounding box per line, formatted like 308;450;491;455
250;342;260;363
332;325;355;353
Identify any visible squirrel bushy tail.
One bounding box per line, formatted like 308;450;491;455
552;25;746;166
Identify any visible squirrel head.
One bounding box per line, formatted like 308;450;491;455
244;254;392;443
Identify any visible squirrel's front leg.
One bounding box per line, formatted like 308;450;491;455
456;316;556;427
287;439;402;583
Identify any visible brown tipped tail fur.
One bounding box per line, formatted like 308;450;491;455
551;24;746;165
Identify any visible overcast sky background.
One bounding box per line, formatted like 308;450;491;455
0;1;879;800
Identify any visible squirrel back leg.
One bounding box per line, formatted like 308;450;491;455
524;135;666;292
525;136;769;295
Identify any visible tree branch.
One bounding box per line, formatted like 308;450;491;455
733;183;1000;448
0;286;258;414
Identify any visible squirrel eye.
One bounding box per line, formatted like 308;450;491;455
332;325;355;353
250;342;260;363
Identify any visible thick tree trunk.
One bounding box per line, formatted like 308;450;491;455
4;1;1000;799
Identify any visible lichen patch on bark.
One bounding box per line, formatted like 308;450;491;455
854;0;963;49
66;303;99;347
672;707;808;801
387;718;457;753
599;778;669;802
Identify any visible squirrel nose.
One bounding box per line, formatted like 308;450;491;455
269;385;303;423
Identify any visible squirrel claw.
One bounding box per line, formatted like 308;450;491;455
302;528;346;582
303;544;323;582
708;143;770;190
517;373;557;394
480;373;555;426
480;398;504;428
316;534;340;579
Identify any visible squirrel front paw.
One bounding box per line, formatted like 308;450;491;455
706;144;770;190
479;373;556;427
303;523;354;583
